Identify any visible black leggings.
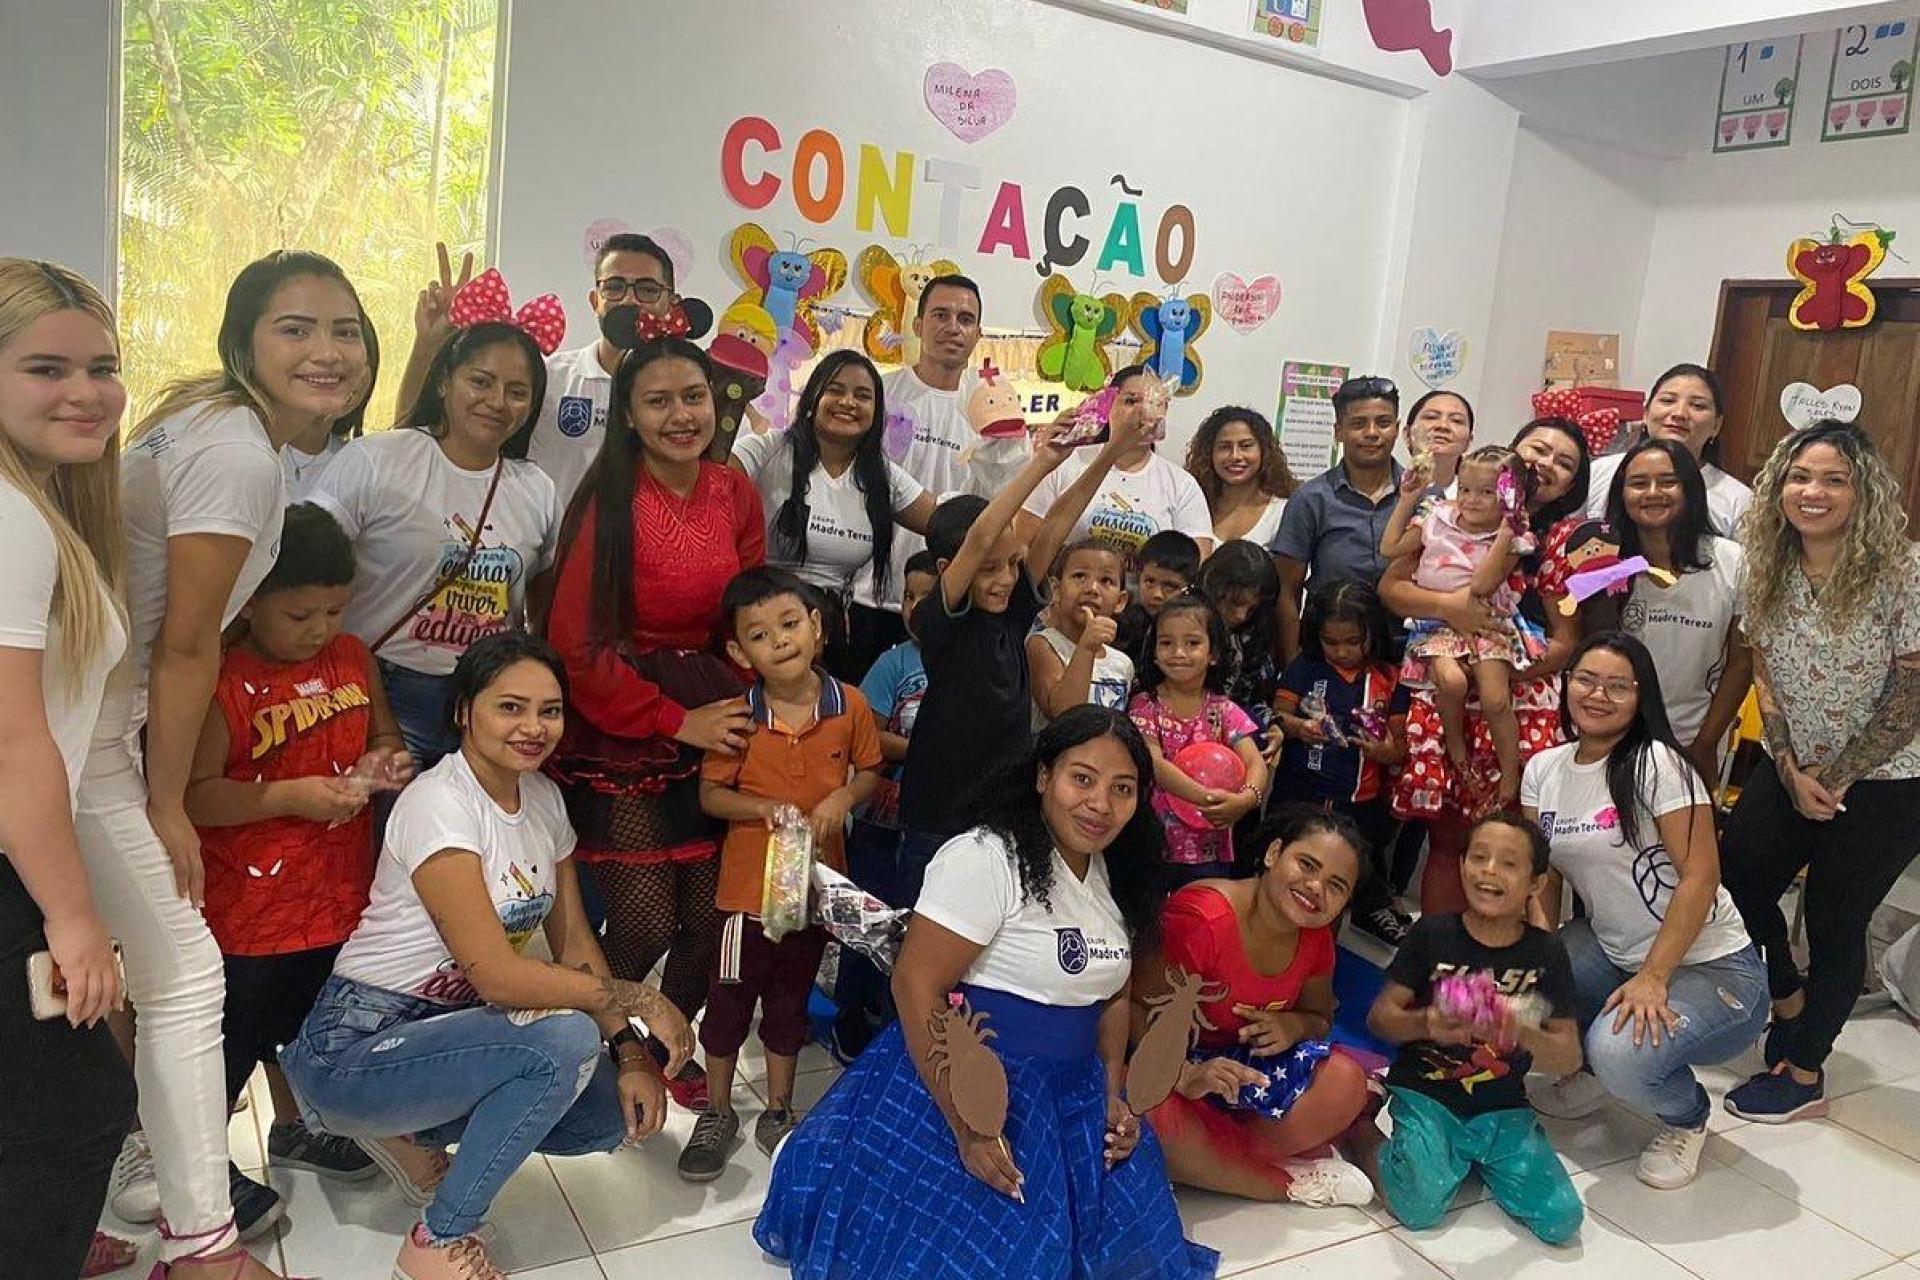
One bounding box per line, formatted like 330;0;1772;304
0;866;137;1278
593;858;721;1020
1721;761;1920;1068
222;945;341;1106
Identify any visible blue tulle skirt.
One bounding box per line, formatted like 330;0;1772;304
754;987;1218;1280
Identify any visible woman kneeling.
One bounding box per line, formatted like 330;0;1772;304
281;632;692;1280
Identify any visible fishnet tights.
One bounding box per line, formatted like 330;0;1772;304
592;858;720;1020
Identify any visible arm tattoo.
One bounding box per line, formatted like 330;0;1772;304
1760;707;1797;765
1820;664;1920;792
597;976;666;1021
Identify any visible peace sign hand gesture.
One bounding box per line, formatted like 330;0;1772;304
417;241;478;344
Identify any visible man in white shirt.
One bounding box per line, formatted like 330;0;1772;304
855;274;1029;670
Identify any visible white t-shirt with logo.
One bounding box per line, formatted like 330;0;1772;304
732;430;925;600
915;828;1132;1005
281;433;348;502
1032;626;1135;730
120;403;286;713
334;750;573;1004
1022;449;1212;560
1585;453;1753;539
527;343;615;516
1618;537;1744;746
313;429;557;676
865;364;1030;610
1523;741;1750;970
0;485;126;806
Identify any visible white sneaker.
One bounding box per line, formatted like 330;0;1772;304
109;1130;161;1223
1282;1156;1376;1207
1636;1122;1707;1189
1531;1072;1609;1120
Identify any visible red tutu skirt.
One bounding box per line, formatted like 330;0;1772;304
1390;673;1563;824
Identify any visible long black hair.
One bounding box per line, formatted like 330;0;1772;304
1249;803;1369;921
560;336;715;652
1298;579;1393;668
775;350;894;594
1140;591;1230;693
399;321;549;461
1198;538;1279;657
1558;630;1703;853
1605;438;1712;573
1646;362;1725;466
973;705;1167;945
1511;416;1592;533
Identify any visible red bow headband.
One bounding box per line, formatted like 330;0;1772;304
448;267;567;356
632;307;692;341
1531;388;1622;458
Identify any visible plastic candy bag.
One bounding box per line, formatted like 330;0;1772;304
761;806;816;942
810;863;912;974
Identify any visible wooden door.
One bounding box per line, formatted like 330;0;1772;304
1709;279;1920;524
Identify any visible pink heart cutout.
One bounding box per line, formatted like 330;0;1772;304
923;63;1017;143
1211;273;1281;333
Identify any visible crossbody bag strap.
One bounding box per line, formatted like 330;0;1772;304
370;458;505;656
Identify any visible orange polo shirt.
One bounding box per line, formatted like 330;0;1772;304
702;675;884;914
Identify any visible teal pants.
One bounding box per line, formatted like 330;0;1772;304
1380;1087;1583;1244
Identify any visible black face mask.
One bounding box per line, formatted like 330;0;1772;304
599;303;643;351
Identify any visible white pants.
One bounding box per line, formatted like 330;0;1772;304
76;706;234;1256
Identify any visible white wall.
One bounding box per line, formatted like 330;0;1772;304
496;0;1425;455
1479;125;1660;422
0;0;116;285
1633;25;1920;380
1460;0;1913;74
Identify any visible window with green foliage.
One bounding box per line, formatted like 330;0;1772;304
118;0;503;430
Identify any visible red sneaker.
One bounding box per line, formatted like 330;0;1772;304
648;1036;711;1111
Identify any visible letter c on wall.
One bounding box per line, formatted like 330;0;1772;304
721;116;781;210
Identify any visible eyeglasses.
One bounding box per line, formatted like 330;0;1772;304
598;277;670;304
1568;671;1638;702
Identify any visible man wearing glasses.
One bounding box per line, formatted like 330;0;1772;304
525;233;682;508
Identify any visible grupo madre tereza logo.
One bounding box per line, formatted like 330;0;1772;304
1056;926;1089;975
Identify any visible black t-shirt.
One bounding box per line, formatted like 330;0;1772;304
900;574;1047;838
1384;913;1576;1117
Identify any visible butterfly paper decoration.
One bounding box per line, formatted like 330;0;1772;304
1787;231;1889;331
448;268;567;355
1035;274;1127;393
727;222;848;351
1129;291;1211;395
857;245;961;365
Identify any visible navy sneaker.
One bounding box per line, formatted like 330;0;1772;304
1724;1066;1828;1124
1762;1013;1802;1070
228;1163;286;1241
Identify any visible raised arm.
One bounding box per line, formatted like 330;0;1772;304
937;436;1069;610
1378;471;1430;564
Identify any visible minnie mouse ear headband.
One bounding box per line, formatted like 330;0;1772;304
1531;388;1621;458
448;267;567;356
598;298;716;350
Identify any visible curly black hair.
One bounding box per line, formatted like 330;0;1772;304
970;705;1168;946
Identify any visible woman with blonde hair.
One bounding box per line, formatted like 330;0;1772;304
0;259;139;1277
1721;420;1920;1124
81;249;373;1277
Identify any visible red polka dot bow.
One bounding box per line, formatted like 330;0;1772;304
448;267;567;356
632;306;692;341
1531;388;1622;458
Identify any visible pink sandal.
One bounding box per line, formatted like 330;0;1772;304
146;1219;304;1280
82;1230;137;1277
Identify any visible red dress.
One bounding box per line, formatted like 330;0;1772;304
546;462;764;863
1392;516;1581;824
199;635;376;956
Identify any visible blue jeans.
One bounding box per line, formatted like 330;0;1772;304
280;976;625;1240
1560;920;1768;1128
378;659;459;771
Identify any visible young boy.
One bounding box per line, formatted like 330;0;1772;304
896;410;1147;871
1027;538;1134;727
684;568;885;1179
831;550;940;1059
185;503;413;1235
1354;812;1585;1245
1116;529;1201;679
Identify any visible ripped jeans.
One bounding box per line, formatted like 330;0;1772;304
1561;920;1768;1129
280;975;625;1240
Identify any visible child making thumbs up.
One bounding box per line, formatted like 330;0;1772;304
1026;540;1136;727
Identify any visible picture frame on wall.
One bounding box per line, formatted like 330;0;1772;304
1714;35;1803;153
1249;0;1322;52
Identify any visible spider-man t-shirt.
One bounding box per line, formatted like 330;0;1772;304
199;634;376;956
1384;913;1575;1117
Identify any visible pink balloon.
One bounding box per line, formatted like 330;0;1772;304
1165;741;1248;830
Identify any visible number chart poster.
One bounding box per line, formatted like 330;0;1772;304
1714;36;1803;153
1823;17;1917;141
1276;360;1348;480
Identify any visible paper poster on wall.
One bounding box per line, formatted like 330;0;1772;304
1212;272;1280;333
1408;327;1466;389
1542;331;1619;389
1276;360;1348;481
1822;18;1916;141
1780;381;1863;429
1123;0;1189;12
1714;36;1802;152
1250;0;1322;51
922;63;1018;143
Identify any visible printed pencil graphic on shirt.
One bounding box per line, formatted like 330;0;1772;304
1087;492;1156;557
413;863;552;1005
409;515;527;651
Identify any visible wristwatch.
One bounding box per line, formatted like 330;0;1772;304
607;1025;646;1065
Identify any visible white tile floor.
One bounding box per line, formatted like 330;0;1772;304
99;1008;1920;1279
